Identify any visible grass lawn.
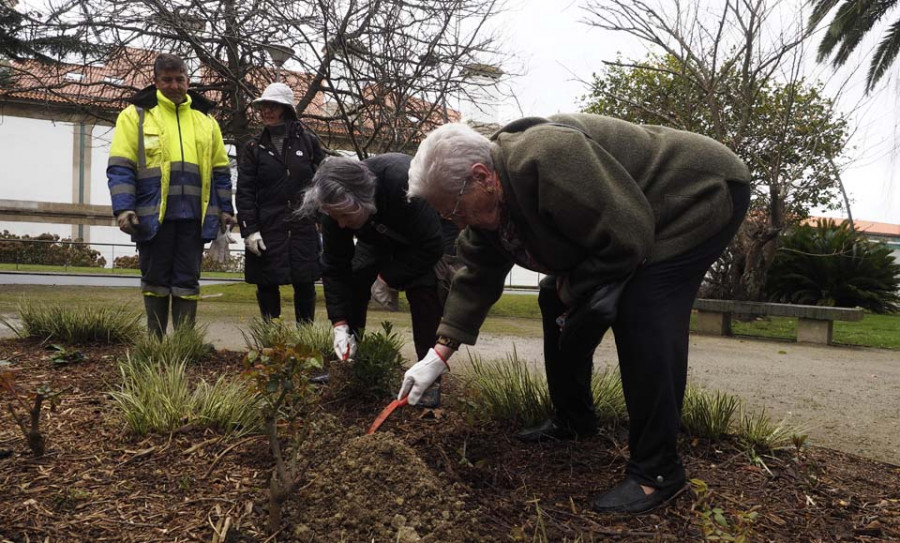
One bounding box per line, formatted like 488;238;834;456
0;263;243;280
1;283;897;349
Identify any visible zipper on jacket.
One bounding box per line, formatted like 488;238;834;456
175;103;185;167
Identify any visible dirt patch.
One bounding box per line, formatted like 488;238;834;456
3;337;900;542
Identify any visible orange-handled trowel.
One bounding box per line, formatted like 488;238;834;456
366;396;409;434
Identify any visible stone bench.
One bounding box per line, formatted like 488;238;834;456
692;298;864;345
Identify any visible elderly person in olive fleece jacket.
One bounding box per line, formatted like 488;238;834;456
397;114;750;514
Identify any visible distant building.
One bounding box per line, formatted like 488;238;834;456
808;217;900;261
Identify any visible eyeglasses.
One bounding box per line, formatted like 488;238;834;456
440;179;469;220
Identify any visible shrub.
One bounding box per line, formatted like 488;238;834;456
113;255;140;269
131;324;211;364
681;385;739;440
766;219;900;313
348;322;405;399
2;301;141;344
111;355;261;436
201;250;244;273
466;348;552;427
0;231;106;267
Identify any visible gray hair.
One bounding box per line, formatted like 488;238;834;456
408;122;493;201
153;53;186;77
299;157;378;217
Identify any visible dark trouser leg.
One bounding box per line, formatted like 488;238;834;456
405;284;443;360
138;221;176;298
538;282;600;433
138;221;176;336
614;182;750;490
170;220;204;330
256;285;282;321
292;281;317;325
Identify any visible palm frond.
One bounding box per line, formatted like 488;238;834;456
866;18;900;91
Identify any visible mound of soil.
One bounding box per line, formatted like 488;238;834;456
292;428;479;542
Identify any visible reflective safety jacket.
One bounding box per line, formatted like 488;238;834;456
107;86;234;242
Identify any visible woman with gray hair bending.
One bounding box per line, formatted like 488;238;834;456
396;115;750;514
301;154;446;385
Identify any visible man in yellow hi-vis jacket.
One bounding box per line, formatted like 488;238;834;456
107;53;234;337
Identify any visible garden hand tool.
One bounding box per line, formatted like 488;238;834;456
366;396;408;434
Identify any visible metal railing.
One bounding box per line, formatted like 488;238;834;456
0;236;543;288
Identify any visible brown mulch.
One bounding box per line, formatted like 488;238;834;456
1;337;898;542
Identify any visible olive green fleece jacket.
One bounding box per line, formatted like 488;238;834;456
437;114;750;346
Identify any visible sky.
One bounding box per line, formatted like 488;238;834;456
483;0;899;225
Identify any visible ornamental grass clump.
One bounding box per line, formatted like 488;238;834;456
592;367;627;423
131;324;211;365
242;318;333;357
349;322;405;399
242;317;297;351
190;376;262;436
735;405;801;452
2;301;141;345
681;385;739;440
293;321;334;360
111;355;261;436
111;355;192;435
466;348;552;427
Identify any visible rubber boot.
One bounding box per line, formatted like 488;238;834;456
171;296;197;331
144;295;170;338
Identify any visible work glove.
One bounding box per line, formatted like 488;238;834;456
397;348;448;405
219;212;234;233
244;232;266;256
333;323;357;361
116;210;139;235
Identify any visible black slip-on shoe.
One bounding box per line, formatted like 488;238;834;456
591;477;687;514
515;418;597;443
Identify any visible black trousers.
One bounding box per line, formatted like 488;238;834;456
346;249;442;360
137;219;204;298
539;181;750;490
256;282;317;324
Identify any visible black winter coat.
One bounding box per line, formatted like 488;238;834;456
236;121;325;285
320;153;444;322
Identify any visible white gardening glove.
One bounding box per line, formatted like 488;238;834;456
398;348;448;405
333;323;357;361
245;231;266;256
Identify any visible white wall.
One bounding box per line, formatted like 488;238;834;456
0;115;74;203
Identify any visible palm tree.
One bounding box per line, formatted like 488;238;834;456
810;0;900;92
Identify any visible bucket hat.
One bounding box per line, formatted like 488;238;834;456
252;82;297;119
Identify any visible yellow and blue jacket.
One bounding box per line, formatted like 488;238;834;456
107;86;233;242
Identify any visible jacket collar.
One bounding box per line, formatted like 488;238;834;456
128;84;216;114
